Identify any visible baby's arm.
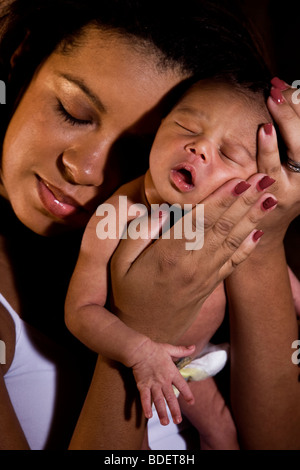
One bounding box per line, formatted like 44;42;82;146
65;188;194;425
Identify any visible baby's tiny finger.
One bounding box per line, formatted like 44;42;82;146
162;385;183;425
174;375;195;406
167;344;195;359
152;386;169;426
139;387;153;420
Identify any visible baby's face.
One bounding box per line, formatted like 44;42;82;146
149;80;271;206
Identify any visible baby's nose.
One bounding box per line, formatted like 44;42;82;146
184;138;214;163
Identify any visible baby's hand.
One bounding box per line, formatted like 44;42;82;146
131;339;195;426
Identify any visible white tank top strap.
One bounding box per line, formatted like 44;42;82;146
0;292;22;341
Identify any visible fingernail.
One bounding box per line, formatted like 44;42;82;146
253;230;264;242
152;209;169;219
234;181;251;195
271;77;289;91
174;416;182;425
270;87;285;104
161;418;169;426
263;123;273;136
262;197;277;211
257;175;276;191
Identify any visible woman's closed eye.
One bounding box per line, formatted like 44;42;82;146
56;100;93;126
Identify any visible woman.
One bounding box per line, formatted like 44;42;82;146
0;0;298;449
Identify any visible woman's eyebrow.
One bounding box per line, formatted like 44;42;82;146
56;72;107;113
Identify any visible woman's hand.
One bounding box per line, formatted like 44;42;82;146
110;174;278;344
255;78;300;243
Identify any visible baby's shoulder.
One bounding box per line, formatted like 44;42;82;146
114;175;145;202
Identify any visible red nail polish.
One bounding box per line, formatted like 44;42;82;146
253;230;264;242
270;87;284;104
257;176;276;191
262;197;277;211
263;123;273;136
271;77;289;91
234;181;251;195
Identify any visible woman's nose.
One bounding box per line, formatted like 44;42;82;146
61;138;111;186
184;138;214;163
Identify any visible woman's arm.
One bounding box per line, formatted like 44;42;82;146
226;88;300;449
227;241;299;450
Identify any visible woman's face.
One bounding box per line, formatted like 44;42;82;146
0;27;185;235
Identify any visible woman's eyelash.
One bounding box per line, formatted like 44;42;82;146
56;101;92;126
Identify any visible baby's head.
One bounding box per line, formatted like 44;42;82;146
146;76;272;206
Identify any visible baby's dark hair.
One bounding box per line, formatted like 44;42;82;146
0;0;271;139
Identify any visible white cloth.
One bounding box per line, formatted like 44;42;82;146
148;342;229;450
1;293;84;449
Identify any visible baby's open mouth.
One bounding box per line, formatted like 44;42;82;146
176;168;193;185
170;164;196;192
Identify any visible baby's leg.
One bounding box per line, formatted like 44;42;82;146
288;267;300;318
178;377;239;450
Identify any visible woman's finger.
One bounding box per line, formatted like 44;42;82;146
210;191;277;273
219;228;264;279
267;89;300;160
271;78;300;118
256;123;282;179
156;177;256;258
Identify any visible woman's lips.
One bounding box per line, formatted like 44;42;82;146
170;164;196;192
36;175;86;219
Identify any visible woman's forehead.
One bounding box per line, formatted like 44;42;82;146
56;24;181;74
